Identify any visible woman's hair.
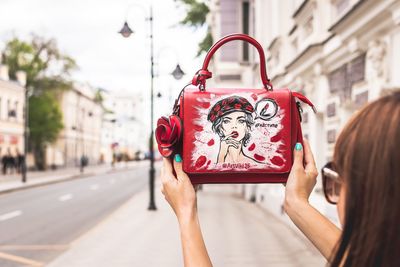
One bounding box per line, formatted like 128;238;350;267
331;90;400;267
212;112;254;147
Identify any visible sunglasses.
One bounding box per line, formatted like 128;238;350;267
321;162;342;205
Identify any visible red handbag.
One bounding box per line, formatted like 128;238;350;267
156;33;315;184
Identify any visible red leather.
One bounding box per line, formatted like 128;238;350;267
192;33;273;90
156;34;315;184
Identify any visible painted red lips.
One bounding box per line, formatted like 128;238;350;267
231;131;239;138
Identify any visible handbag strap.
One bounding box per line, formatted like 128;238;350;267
192;33;273;91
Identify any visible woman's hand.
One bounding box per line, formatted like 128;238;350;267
284;140;341;261
218;134;240;163
161;155;214;267
284;139;319;207
161;154;197;224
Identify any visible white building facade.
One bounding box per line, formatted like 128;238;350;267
208;0;400;224
47;84;103;168
0;64;26;160
100;90;147;163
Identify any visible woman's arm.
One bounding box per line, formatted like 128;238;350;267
161;156;213;267
284;140;341;261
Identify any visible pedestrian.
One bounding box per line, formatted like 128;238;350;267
15;149;24;174
160;90;400;267
1;153;7;175
4;148;15;175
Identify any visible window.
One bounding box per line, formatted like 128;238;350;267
242;1;250;62
327;129;337;143
7;99;11;119
327;103;336;117
14;101;18;120
328;54;366;100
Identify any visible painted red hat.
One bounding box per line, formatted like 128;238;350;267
208;96;254;123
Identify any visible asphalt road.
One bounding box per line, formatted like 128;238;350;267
0;165;150;267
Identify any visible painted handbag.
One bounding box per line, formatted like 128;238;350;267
156;33;315;184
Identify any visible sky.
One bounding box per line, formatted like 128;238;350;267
0;0;206;97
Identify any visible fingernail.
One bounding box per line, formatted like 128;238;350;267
295;143;302;151
174;154;182;162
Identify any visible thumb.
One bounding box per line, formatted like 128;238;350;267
293;142;304;169
173;154;188;182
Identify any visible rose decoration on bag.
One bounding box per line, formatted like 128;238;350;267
155;115;183;158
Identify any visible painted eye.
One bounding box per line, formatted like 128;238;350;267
238;119;245;124
222;119;230;124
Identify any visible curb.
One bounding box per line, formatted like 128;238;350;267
0;165;141;196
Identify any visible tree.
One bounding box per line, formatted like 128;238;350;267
29;92;64;169
2;35;77;170
176;0;213;56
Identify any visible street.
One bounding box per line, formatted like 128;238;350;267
0;166;148;267
48;182;326;267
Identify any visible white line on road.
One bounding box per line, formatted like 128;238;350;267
58;194;73;202
0;210;22;222
90;184;99;191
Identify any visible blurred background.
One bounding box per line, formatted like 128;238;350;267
0;0;399;266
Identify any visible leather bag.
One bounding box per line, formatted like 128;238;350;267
156;33;315;184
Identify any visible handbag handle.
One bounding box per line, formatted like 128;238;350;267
191;33;273;91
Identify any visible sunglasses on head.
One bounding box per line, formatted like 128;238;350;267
321;162;342;205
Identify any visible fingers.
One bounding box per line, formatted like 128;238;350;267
172;154;190;182
222;133;234;141
161;157;175;184
303;139;318;176
293;142;304;170
162;157;173;175
226;140;239;149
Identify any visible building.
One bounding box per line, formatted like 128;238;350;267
0;63;26;161
207;0;400;224
47;83;103;168
100;90;147;163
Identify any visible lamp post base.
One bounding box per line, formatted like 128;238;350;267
148;166;157;211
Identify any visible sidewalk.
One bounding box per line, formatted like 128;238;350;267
47;182;326;267
0;161;147;194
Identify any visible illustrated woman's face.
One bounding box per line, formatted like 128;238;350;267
221;111;247;141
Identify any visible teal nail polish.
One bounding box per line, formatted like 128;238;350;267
295;143;302;151
174;154;182;162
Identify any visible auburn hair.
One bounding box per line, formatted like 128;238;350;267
331;90;400;266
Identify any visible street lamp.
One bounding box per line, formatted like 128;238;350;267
119;4;185;211
119;4;157;211
22;87;31;183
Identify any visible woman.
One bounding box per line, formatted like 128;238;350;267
208;96;258;164
160;91;400;266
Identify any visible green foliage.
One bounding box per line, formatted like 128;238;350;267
94;88;105;104
178;0;209;28
197;28;213;57
29;92;64;145
2;35;77;169
176;0;213;56
2;35;77;91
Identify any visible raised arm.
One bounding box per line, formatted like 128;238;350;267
161;155;213;267
284;140;341;261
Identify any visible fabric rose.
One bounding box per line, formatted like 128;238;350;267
155;115;183;158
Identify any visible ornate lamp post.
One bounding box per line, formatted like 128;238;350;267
119;4;185;211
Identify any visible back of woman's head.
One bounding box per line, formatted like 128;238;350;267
331;90;400;267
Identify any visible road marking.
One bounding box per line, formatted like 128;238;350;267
58;194;73;202
0;210;22;222
109;179;116;184
90;184;99;191
0;251;44;266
